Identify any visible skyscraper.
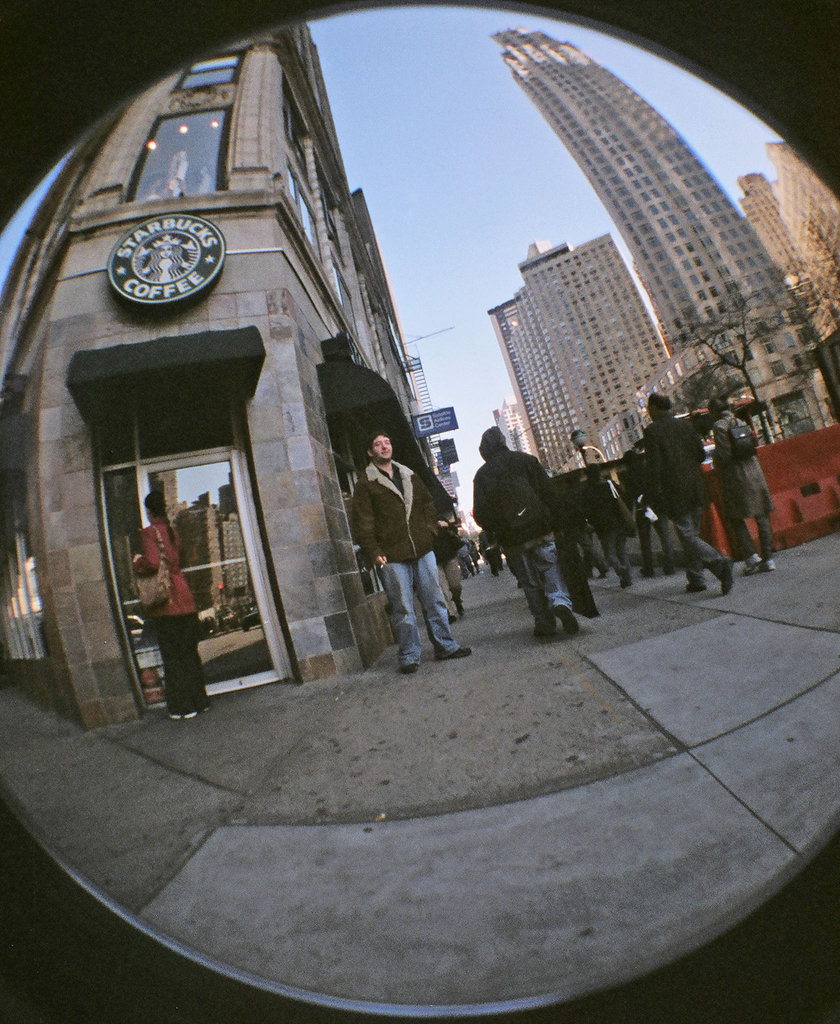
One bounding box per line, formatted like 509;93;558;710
493;30;787;344
489;235;666;471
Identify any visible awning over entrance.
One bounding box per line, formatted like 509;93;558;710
317;358;455;515
66;326;265;422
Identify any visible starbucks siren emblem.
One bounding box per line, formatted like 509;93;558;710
107;215;226;306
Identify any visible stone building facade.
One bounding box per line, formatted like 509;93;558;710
0;28;432;727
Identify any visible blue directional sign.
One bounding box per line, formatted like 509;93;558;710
438;438;459;465
412;407;458;438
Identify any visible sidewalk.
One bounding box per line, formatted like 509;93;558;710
0;532;838;1013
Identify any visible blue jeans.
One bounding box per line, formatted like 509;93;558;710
670;508;729;586
505;536;572;631
380;550;459;666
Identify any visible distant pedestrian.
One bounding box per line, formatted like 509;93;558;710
350;430;471;674
479;530;504;576
708;396;776;575
623;442;675;577
644;393;734;595
457;533;476;578
473;427;579;639
581;463;633;588
434;512;466;619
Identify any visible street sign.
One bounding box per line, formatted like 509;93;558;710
412;407;458;437
438;437;459;465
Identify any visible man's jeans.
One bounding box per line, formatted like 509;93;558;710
670;508;729;586
505;536;572;631
380;550;459;666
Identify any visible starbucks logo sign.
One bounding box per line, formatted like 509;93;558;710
107;215;225;306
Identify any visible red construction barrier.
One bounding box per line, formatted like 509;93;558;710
702;423;840;556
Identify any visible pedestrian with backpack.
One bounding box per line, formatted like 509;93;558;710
708;396;776;575
472;427;579;639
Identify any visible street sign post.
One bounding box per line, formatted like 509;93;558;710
412;407;458;438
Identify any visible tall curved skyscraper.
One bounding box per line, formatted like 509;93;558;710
493;29;787;345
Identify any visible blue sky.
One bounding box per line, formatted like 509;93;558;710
309;5;782;504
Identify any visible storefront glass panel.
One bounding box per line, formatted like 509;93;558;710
103;451;289;705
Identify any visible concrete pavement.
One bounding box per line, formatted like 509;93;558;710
0;531;838;1014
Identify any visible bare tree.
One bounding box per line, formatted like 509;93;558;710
674;287;787;442
674;360;742;415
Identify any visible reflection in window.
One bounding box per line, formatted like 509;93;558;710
287;171;320;254
131;110;228;201
0;533;46;660
180;55;239;90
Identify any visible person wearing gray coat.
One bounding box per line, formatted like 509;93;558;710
709;397;776;575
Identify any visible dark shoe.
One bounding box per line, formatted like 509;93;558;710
400;663;419;675
533;623;557;638
553;605;579;635
641;568;655;578
663;567;676;576
685;581;707;593
435;646;472;661
719;559;734;595
620;572;632;588
448;613;457;625
454;597;465;616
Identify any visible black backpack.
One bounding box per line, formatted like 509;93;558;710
728;420;757;459
489;473;551;545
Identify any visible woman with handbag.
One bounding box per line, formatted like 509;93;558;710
133;490;210;720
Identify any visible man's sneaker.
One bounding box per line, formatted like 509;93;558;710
759;558;776;572
553;604;579;635
434;646;472;661
685;581;707;593
743;553;762;576
719;558;734;595
400;663;419;675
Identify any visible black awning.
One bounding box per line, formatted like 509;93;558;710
317;359;455;516
66;326;265;422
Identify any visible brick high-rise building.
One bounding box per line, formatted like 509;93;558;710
489;235;666;471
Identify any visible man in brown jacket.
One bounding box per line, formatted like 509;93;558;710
350;431;471;674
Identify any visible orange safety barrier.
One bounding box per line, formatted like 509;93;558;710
702;423;840;557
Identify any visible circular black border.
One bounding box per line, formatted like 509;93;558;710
1;3;840;1022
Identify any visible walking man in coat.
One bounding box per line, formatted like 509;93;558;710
708;396;776;575
643;392;734;595
350;430;471;674
472;426;579;638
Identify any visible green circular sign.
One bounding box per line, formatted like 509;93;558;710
107;214;225;306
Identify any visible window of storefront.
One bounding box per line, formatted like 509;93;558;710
130;109;229;201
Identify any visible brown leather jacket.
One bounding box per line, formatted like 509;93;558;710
350;461;439;565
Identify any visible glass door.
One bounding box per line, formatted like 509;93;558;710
103;448;291;702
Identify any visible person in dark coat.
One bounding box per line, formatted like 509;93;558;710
644;392;733;595
708;396;776;574
623;442;675;577
580;463;633;588
472;427;579;638
133;490;210;720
